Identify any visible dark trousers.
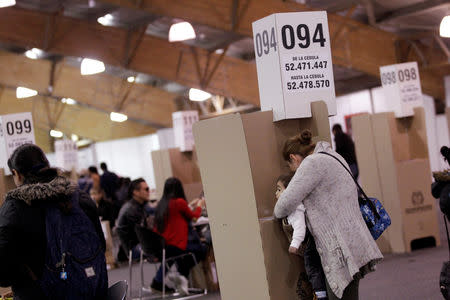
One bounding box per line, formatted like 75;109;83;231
154;245;198;282
325;278;360;300
304;233;327;293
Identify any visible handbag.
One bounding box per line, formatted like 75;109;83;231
440;215;450;300
319;152;391;240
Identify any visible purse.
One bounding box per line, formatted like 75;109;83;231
440;215;450;300
319;152;391;240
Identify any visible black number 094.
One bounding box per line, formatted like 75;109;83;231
6;119;32;136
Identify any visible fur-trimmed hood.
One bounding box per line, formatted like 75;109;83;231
6;176;76;206
433;170;450;183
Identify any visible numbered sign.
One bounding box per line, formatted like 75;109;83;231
55;140;78;171
0;112;36;159
379;62;423;118
252;11;336;121
172;111;199;152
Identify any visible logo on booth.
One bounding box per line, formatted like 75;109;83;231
411;191;424;206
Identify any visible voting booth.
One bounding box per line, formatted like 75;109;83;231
352;108;440;253
193;102;331;300
192;11;336;300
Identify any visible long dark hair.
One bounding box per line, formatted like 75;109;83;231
7;144;58;184
155;177;187;233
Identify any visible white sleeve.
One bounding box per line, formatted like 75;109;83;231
287;204;306;249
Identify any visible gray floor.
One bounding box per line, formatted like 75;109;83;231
109;243;448;300
109;213;449;300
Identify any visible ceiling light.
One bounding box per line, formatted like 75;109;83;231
76;139;92;147
97;13;113;26
61;98;77;105
0;0;15;8
168;22;196;42
189;88;211;101
80;58;105;75
50;129;63;138
110;112;128;122
25;50;37;59
71;134;79;142
440;15;450;38
127;76;135;83
16;87;38;99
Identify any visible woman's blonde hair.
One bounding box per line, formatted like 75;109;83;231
282;129;316;161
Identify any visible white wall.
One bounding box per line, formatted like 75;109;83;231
46;134;161;189
94;134;160;189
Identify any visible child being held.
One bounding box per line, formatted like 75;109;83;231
276;174;328;300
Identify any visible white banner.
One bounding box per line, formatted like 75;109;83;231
253;11;336;121
0;112;36;159
55;139;78;171
172;111;199;152
379;61;423;118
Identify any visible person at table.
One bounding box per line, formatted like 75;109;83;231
153;177;205;295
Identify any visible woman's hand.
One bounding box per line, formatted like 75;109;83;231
289;246;299;255
197;198;206;208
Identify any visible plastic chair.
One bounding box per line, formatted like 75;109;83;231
135;225;206;299
107;280;128;300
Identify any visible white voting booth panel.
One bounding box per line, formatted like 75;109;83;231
54;139;78;171
0;112;36;175
379;62;423;118
252;11;336;121
172;111;199;152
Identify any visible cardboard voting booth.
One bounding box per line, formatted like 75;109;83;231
151;148;202;200
352;107;440;253
193;102;330;300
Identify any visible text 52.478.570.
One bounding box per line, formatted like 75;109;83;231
287;80;330;90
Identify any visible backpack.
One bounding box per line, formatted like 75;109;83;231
39;190;108;300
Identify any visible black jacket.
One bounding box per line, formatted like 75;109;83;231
116;199;147;252
0;176;105;300
432;171;450;219
334;132;357;165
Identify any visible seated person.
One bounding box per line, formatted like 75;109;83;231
153;177;205;295
116;178;151;260
90;187;116;229
276;173;328;300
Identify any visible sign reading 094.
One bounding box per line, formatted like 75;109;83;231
254;23;327;58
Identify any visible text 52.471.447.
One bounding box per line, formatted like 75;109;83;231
287;80;330;90
285;61;327;71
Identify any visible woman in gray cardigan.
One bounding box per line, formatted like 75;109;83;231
274;130;383;300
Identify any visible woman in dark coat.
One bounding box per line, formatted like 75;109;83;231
0;144;106;300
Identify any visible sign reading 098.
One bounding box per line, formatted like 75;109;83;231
381;67;417;85
255;23;326;57
5;119;32;136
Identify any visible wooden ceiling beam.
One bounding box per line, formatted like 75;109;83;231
0;50;176;127
0;6;446;103
0;88;155;146
99;0;448;100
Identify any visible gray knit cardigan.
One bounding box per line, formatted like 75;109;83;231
274;141;383;298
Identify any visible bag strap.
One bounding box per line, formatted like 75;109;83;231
444;215;450;260
318;151;380;219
